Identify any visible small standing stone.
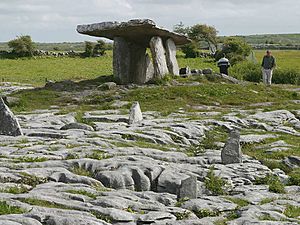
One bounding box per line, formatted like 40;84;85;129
221;130;242;164
129;102;143;125
0;98;23;136
177;176;197;200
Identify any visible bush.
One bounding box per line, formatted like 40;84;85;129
215;37;252;65
93;40;106;56
204;166;227;195
181;42;198;58
273;68;300;85
84;40;106;57
230;61;261;82
8;35;35;57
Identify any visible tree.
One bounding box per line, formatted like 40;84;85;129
8;35;35;57
215;37;252;65
173;22;219;58
188;24;218;52
84;41;94;57
84;40;106;57
93;40;106;56
173;22;189;35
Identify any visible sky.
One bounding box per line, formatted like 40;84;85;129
0;0;299;42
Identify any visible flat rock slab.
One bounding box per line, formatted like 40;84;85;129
77;19;190;46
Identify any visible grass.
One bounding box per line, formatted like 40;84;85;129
70;166;93;177
224;197;250;208
0;201;26;215
86;150;111;161
65;189;97;199
19;198;73;210
18;172;47;187
0;56;113;86
13;156;48;163
288;169;300;186
193;208;220;219
258;214;278;221
284;205;300;218
0;185;28;194
123;82;299;115
174;210;192;220
260;198;277;205
242;134;300;174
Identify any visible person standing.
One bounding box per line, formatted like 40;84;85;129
261;50;276;85
217;55;230;75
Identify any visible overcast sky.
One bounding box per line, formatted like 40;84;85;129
0;0;299;42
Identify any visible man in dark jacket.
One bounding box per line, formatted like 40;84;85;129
217;55;230;75
261;50;276;85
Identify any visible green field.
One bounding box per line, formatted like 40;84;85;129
0;56;112;86
0;50;299;86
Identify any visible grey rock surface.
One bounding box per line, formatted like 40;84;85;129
0;98;298;225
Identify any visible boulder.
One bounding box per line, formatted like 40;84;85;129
150;36;169;79
177;176;198;200
165;38;179;76
97;82;117;91
128;102;143;125
202;68;213;75
221;130;242;164
0;98;23;136
179;67;191;76
283;156;300;169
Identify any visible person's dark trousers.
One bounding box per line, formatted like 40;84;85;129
219;66;229;75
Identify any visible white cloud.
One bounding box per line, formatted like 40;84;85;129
0;0;299;42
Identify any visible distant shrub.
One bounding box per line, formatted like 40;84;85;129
231;61;300;85
84;40;106;57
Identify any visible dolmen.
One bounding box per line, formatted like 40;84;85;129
77;19;190;84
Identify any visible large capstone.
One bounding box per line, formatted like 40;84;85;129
221;129;242;164
150;36;169;79
0;97;23;136
77;19;190;46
